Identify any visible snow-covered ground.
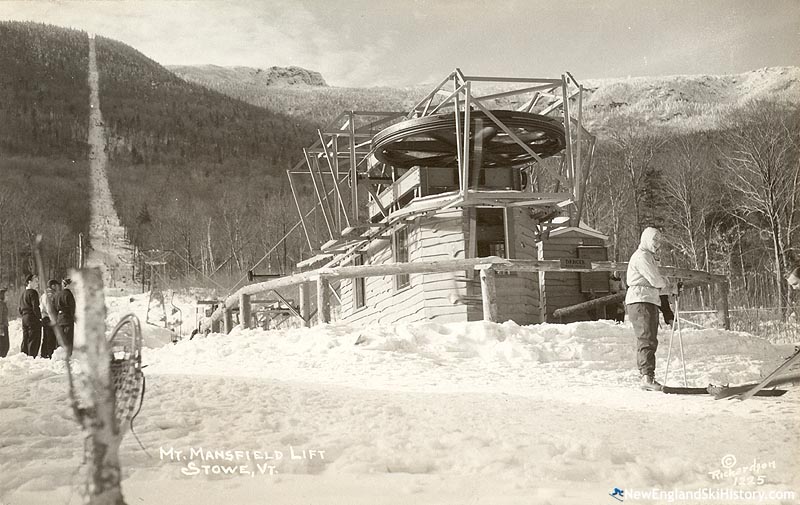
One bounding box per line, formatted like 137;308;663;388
1;290;798;505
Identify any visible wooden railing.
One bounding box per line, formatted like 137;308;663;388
551;278;730;327
200;258;729;332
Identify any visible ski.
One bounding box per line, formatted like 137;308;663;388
733;349;800;401
661;385;787;397
662;386;709;395
710;384;787;400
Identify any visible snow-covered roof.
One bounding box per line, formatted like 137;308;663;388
548;222;608;241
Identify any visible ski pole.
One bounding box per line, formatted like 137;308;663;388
675;285;688;387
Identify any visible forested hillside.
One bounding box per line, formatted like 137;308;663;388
0;22;91;293
0;23;323;294
92;37;323;285
581;99;799;311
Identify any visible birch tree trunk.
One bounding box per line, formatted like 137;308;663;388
74;268;127;505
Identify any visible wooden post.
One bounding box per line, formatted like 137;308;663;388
74;268;126;505
78;232;85;269
480;267;498;322
317;276;331;324
223;307;233;333
299;282;311;327
715;281;731;330
240;293;251;329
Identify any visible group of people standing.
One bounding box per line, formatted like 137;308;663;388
0;273;75;359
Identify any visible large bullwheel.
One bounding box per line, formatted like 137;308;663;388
372;110;565;169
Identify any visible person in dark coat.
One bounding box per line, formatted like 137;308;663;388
56;278;76;356
18;274;42;357
0;288;9;358
40;279;60;358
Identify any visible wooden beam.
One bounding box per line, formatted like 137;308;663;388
553;292;624;320
715;281;731;330
299;282;311;327
317;276;331;324
200;258;726;331
365;184;389;218
480;267;498;322
240;293;252;329
223;307;233;333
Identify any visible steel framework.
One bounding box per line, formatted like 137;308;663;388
287;69;596;267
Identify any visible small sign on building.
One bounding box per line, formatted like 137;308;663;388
559;258;592;270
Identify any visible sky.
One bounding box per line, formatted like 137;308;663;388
0;0;798;87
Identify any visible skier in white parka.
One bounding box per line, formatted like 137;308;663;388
625;227;670;391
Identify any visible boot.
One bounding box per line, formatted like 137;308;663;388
640;374;663;392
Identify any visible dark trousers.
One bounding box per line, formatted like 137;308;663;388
59;323;74;356
41;318;58;358
0;325;8;357
21;315;42;357
627;302;659;376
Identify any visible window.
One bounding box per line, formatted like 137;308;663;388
476;208;509;258
393;227;410;289
353;254;366;309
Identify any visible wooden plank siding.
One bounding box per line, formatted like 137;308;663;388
339;207;545;326
420;209;469;322
538;230;609;323
339;220;427;326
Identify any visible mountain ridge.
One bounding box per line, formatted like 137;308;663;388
168;64;328;87
169;64;800;135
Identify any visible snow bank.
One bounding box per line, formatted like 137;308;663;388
2;312;798;505
143;319;787;394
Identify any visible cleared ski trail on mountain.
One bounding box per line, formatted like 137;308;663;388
86;33;134;292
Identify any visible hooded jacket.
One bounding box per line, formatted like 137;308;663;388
41;287;58;321
625;227;669;306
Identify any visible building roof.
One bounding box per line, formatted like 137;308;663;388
548;222;608;241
